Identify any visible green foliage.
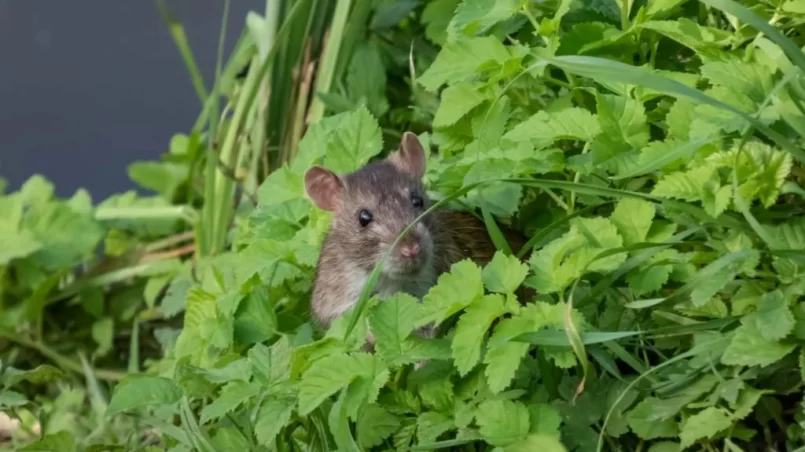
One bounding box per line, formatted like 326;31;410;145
3;0;805;451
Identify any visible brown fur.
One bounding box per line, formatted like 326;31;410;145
305;132;530;339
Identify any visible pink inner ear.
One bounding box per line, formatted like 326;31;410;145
305;167;342;211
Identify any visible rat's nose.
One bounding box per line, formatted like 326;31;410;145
400;242;420;258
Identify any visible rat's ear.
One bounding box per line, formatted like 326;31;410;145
304;165;344;211
388;131;426;179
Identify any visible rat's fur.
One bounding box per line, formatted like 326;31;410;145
304;132;527;342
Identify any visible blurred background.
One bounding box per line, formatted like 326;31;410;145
0;0;261;198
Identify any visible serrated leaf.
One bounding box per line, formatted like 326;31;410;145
357;404;400;448
128;161;189;200
292;106;383;174
528;403;562;437
504;107;600;149
434;82;488;128
255;394;296;446
417;411;454;444
248;335;292;387
701;60;774;104
610;198;655;246
452;294;506;376
449;0;519;37
369;293;422;365
482;251;529;293
419;260;484;326
476;399;530;447
504;434;568;452
200;381;260;423
652;165;717;202
679;407;732;448
626;398;679;439
106;375;183;416
754;290;795;341
298;352;386;415
419;36;518;92
722;319;797;367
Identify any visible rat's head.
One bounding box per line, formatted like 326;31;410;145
304;132;434;278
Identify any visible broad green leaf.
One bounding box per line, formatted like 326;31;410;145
200;381;260;423
417;411;454;444
422;0;461;44
754;291;795;341
128;161;189;200
434;83;488;128
23;201;104;270
449;0;519;38
452;294;507;376
106;375;183;416
419;259;484;326
248;335;291;387
255;394;296;446
722;319;797;367
298;352;386;415
679;407;732;448
595;93;649;148
357;404;400;448
610;198;655;246
419;36;520;92
369;293;422;365
640;19;732;59
19;431;76;452
292;106;383;174
626;398;679;439
476;399;530;447
482;251;529;293
504;108;600;149
504;434;568;452
19;174;54;206
528;403;562;437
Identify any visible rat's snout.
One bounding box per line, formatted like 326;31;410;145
395;231;422;260
400;241;420;258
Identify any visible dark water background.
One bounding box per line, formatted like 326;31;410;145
0;0;262;199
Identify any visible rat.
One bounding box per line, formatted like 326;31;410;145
304;132;528;346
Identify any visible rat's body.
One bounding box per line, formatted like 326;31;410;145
304;132;527;338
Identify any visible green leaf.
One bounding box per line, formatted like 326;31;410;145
92;318;114;358
626;398;679;439
293;106;383;174
23;201;104;270
19;431;76;452
419;260;484;326
298;352;386;415
419;36;522;92
357;404;400;448
19;174;54;206
128;161;189;200
482;251;529;293
527;216;626;293
452;294;507;376
369;293;422;365
254;394;296;446
106;375;183;416
476;399;530;447
417;411;454;444
722;319;797;367
504;107;600;149
248;335;291;388
433;82;488;128
200;381;260;423
449;0;519;37
754;291;795;341
528;403;562;437
610;198;655;246
504;434;568;452
679;407;733;448
2;364;65;387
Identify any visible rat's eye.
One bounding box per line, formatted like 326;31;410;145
411;192;424;208
358;209;373;227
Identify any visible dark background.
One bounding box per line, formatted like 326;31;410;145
0;0;262;199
